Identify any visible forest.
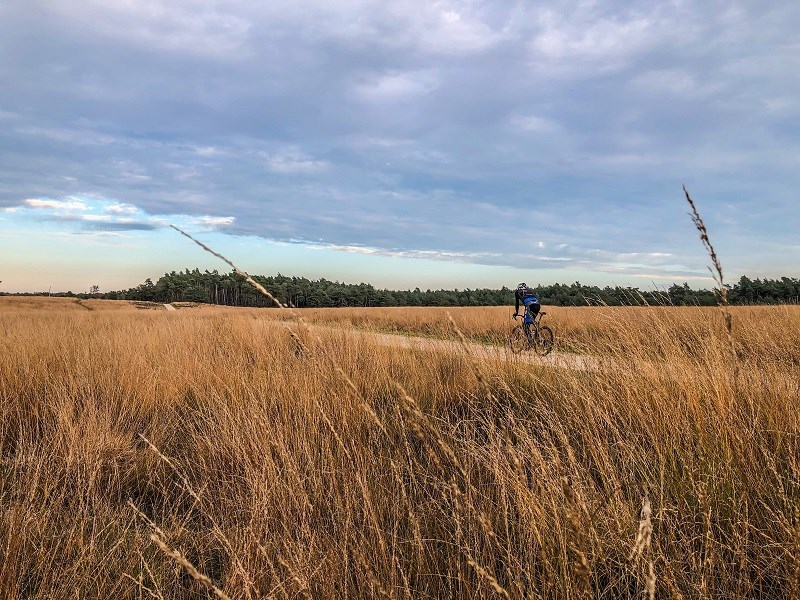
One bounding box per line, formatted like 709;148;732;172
22;270;796;307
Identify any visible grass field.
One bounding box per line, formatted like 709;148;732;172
1;297;799;598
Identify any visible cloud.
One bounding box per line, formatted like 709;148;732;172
531;11;657;68
25;198;89;211
14;126;120;146
110;160;151;182
510;115;560;134
80;220;158;231
1;1;798;285
302;240;501;263
355;70;439;100
193;215;235;227
70;230;125;237
41;0;252;59
423;8;501;55
36;211;160;231
261;148;330;174
81;214;113;222
631;69;708;98
192;146;223;157
103;202;138;215
10;196;179;233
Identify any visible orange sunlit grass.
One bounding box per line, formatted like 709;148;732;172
1;298;798;598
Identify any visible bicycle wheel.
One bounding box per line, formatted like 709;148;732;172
533;326;554;356
508;325;529;354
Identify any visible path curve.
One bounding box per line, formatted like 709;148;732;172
291;322;606;373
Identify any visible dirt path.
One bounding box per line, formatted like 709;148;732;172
74;299;93;311
340;328;701;381
293;322;606;372
163;303;177;311
359;330;603;371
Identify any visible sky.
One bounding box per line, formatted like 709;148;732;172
1;0;798;293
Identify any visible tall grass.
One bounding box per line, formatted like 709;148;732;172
1;299;799;598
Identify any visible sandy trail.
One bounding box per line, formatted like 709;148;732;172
290;321;606;372
311;325;696;381
365;330;603;371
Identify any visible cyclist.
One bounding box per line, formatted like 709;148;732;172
513;283;540;323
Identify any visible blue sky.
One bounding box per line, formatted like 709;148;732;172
1;1;798;293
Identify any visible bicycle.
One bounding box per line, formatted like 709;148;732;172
508;309;554;356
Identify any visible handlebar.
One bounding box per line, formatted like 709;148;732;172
512;311;547;321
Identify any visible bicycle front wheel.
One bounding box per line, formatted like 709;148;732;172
533;326;554;356
508;325;529;354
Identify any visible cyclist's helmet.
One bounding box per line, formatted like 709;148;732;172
517;283;527;291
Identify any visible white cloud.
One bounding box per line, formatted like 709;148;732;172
25;198;89;211
262;148;329;174
283;1;504;57
192;146;222;157
44;0;252;59
355;70;439;99
193;215;235;227
420;7;501;55
305;240;500;262
350;136;414;149
15;126;119;146
103;202;139;215
511;115;559;134
630;69;723;99
532;11;658;65
763;96;797;116
531;256;572;262
112;159;151;182
587;248;674;261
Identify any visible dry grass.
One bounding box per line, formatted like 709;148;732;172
1;297;799;598
271;304;800;361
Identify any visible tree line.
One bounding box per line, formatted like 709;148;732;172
30;270;795;307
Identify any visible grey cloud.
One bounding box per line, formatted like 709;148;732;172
42;213;160;232
1;1;798;282
81;221;160;232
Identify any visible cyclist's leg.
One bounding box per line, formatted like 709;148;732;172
522;297;538;322
523;322;532;341
525;302;535;324
530;301;541;319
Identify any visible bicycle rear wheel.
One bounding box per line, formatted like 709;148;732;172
533;325;554;356
508;325;529;354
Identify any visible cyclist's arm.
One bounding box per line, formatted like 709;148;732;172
514;294;520;314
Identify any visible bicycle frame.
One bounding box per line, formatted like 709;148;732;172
514;309;546;335
510;310;553;356
523;314;540;335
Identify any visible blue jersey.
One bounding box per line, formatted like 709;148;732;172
515;287;539;312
